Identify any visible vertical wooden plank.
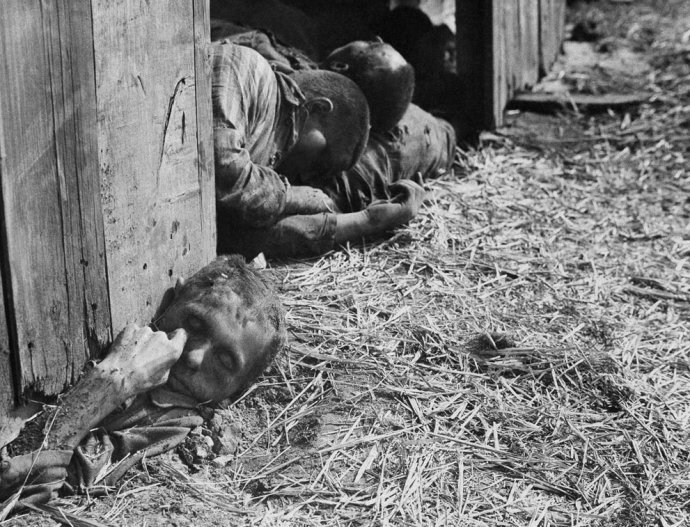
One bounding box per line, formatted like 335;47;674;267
0;0;112;395
0;40;15;420
0;259;14;419
540;0;566;75
519;0;541;88
93;0;216;332
456;0;494;130
193;0;216;261
491;0;508;127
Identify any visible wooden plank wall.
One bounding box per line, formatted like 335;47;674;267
456;0;566;130
540;0;567;76
0;0;112;396
0;266;14;419
93;0;215;332
0;0;214;416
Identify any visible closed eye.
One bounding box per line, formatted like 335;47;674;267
217;351;235;370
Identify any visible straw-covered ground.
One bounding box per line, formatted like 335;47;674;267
4;0;689;525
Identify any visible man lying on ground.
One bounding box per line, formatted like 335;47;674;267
321;40;457;213
0;256;286;506
212;40;427;259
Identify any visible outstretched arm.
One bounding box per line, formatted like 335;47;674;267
334;179;426;244
45;325;187;451
219;179;426;258
0;326;186;504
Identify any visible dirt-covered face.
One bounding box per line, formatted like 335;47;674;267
156;286;273;403
279;105;355;185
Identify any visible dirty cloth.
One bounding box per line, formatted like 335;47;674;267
67;388;203;491
1;388;203;502
212;42;340;258
326;104;457;213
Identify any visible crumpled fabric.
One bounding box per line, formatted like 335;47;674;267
0;388;204;504
325;104;456;213
65;387;204;492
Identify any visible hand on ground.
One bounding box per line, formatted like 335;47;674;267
364;178;426;231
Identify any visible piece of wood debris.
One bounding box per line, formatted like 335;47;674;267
509;92;650;113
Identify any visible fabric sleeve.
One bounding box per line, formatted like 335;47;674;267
218;212;338;259
214;127;289;227
212;43;289;227
67;415;203;492
383;104;457;182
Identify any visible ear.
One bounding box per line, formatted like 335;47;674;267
299;128;327;151
304;97;334;115
174;277;186;295
328;61;349;74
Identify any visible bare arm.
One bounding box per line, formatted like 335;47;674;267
45;325;187;451
0;326;186;504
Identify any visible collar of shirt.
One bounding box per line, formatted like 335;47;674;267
269;71;307;169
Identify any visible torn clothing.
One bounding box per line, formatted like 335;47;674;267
0;389;204;502
212;42;339;258
67;388;203;491
327;104;456;213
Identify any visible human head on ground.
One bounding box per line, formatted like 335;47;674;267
156;255;286;403
323;40;415;133
278;70;370;186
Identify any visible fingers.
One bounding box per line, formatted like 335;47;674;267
167;328;188;358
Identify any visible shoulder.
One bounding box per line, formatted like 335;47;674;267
211;41;277;99
211;40;264;65
211;41;274;79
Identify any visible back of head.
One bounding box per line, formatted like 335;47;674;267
291;69;371;170
324;41;414;133
177;255;287;367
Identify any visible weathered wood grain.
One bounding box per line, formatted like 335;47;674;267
540;0;566;75
0;45;14;421
93;0;216;332
456;0;566;130
193;0;217;260
0;0;111;396
519;0;541;88
510;91;649;112
0;249;14;421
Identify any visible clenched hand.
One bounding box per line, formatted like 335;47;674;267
102;325;188;396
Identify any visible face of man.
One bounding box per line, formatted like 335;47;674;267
279;112;352;186
156;288;273;402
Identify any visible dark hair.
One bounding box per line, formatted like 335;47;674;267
177;255;287;373
291;69;370;170
325;42;415;133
